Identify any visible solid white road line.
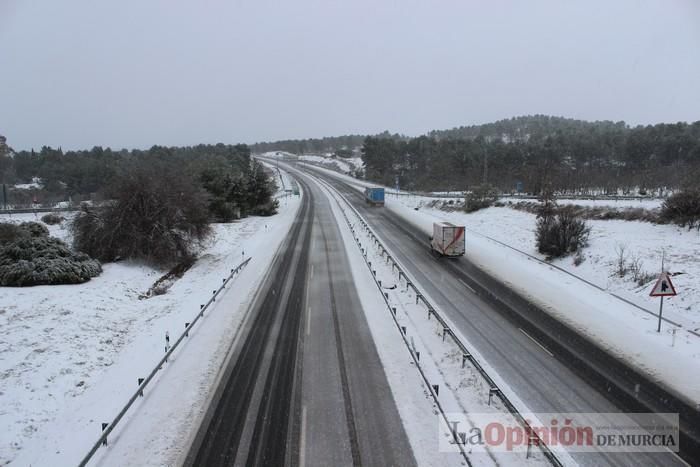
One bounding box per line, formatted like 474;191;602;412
310;264;314;279
458;278;476;294
519;328;554;357
300;404;308;467
306;307;311;336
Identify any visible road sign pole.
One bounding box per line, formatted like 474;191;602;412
657;296;664;333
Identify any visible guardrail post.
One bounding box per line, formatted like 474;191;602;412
384;292;388;299
432;384;440;396
442;327;449;341
391;307;396;315
488;387;500;405
212;290;216;302
185;323;190;337
416;293;421;305
527;435;539;458
415;351;420;361
401;326;406;335
76;255;252;467
164;332;170;362
462;354;469;368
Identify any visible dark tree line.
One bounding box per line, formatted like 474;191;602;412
0;143;277;217
250;131;406;155
428;115;627;142
362;117;700;195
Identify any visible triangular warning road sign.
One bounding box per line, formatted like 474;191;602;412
649;272;677;297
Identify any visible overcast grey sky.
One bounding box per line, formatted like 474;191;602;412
1;0;699;151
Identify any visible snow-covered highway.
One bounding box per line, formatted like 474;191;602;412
185;170;416;466
297;163;695;467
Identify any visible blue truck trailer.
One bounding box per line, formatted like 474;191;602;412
364;187;385;206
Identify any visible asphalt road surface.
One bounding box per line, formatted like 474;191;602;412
307;167;689;467
186;173;415;467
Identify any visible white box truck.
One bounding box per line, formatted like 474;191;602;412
430;222;465;257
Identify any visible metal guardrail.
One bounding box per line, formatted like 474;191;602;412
314;181;472;466
78;257;252;467
316;177;563;467
0;206;80;215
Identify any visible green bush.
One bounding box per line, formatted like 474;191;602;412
41;213;65;225
0;221;50;245
536;206;591;259
250;199;279;216
20;221;49;238
0;236;102;286
72;163;212;267
465;184;498;213
0;223;23;245
660;189;700;230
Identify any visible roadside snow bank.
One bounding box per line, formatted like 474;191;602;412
0;193;302;466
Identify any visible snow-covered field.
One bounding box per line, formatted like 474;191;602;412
0;195;301;465
386;199;700;404
545;198;663;209
405;200;699;333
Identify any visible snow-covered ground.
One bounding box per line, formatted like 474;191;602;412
0;193;302;465
258;151;363;176
404;200;699;333
386;199;700;404
544;198;663;209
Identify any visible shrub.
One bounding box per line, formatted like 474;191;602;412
20;221;49;238
250;199;279;216
0;223;23;244
636;271;656;287
660;189;700;230
41;213;64;225
536;206;591;259
465;184;498;213
72;163;212;267
0;221;50;245
0;236;101;286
